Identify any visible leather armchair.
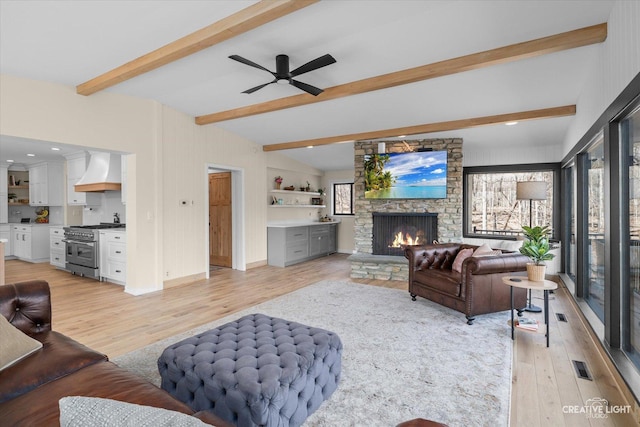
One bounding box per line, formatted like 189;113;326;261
405;243;529;324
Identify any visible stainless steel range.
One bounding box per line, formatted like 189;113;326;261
64;224;125;279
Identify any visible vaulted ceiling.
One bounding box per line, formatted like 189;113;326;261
0;0;616;170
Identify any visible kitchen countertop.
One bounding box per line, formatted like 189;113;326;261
267;219;340;228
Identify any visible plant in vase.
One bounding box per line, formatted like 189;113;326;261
274;176;283;190
519;225;555;281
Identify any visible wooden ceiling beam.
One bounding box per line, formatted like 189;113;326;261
76;0;318;96
197;23;605;125
261;105;577;151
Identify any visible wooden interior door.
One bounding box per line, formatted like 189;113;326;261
209;172;232;268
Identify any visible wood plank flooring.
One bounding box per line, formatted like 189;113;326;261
4;255;639;426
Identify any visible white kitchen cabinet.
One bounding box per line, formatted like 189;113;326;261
99;230;126;285
65;152;101;205
0;224;10;257
0;166;7;223
28;162;64;206
11;224;49;262
49;226;65;268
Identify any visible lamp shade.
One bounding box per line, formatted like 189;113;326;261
516;181;547;201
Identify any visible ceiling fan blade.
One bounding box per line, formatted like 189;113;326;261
229;55;275;76
242;80;276;94
290;54;336;77
289;79;324;96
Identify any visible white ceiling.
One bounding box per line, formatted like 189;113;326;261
0;0;616;171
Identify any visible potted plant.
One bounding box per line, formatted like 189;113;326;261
519;225;555;281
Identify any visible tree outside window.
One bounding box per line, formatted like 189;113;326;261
465;168;556;238
333;183;354;215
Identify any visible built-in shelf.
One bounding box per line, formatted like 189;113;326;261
8;185;29;190
270;189;322;196
269;204;326;208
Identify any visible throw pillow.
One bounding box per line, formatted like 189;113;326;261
496;240;523;252
452;248;473;272
472;243;496;257
59;396;209;427
0;314;42;371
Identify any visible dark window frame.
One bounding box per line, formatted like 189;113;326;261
463;163;561;240
332;182;355;216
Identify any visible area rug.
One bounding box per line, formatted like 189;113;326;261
113;280;512;426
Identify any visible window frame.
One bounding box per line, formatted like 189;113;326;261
332;182;355;216
463;163;561;241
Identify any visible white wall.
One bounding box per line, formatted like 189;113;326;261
321;170;356;254
0;74;274;293
266;152;325;223
463;144;563;167
563;0;640;155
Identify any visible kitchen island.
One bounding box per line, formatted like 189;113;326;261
267;220;339;267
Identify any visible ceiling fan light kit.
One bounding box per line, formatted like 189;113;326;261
230;53;336;96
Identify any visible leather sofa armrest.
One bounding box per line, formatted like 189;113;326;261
0;280;52;335
463;254;530;275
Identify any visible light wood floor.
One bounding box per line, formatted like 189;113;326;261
4;255;639;426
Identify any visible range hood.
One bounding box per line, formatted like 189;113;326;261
74;152;122;192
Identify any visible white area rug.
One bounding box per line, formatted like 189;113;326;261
113;280;512;427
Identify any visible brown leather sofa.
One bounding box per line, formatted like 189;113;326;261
0;280;232;426
404;243;529;324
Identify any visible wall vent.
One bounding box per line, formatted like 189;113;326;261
556;313;568;322
572;360;592;380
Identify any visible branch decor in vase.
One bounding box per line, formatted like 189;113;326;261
519;225;555;281
274;176;283;190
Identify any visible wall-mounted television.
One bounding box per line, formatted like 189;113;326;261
364;150;447;199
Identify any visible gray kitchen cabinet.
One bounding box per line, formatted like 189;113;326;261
267;223;337;267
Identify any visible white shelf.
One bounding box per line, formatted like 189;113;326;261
270;189;321;196
269;204;326;208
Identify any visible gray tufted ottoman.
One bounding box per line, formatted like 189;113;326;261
158;313;342;427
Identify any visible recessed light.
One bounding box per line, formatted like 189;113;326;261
27;153;35;157
397;135;406;138
307;146;313;149
51;147;60;151
505;121;518;126
6;160;14;163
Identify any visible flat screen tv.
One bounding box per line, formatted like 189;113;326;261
364;150;447;199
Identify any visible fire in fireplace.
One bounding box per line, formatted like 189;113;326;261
372;212;437;256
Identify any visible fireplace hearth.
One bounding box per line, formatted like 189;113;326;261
372;212;437;256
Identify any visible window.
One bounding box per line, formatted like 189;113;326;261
333;183;354;215
585;138;605;320
463;164;559;239
622;105;640;369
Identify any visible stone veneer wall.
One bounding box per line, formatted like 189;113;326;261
353;138;463;255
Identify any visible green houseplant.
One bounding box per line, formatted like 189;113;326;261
519;225;555;281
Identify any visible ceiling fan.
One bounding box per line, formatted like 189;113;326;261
229;53;336;96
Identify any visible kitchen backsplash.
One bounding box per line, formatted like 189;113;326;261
7;191;125;225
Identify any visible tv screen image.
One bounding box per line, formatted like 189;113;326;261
364;150;447;199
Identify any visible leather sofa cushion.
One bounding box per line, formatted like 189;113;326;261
413;269;461;297
0;331;107;403
0;361;232;427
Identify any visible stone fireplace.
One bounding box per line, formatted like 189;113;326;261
349;138;462;280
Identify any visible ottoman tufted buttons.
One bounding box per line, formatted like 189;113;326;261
158;313;342;427
15;306;20;311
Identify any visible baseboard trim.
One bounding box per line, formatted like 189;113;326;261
246;259;267;269
163;272;206;289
